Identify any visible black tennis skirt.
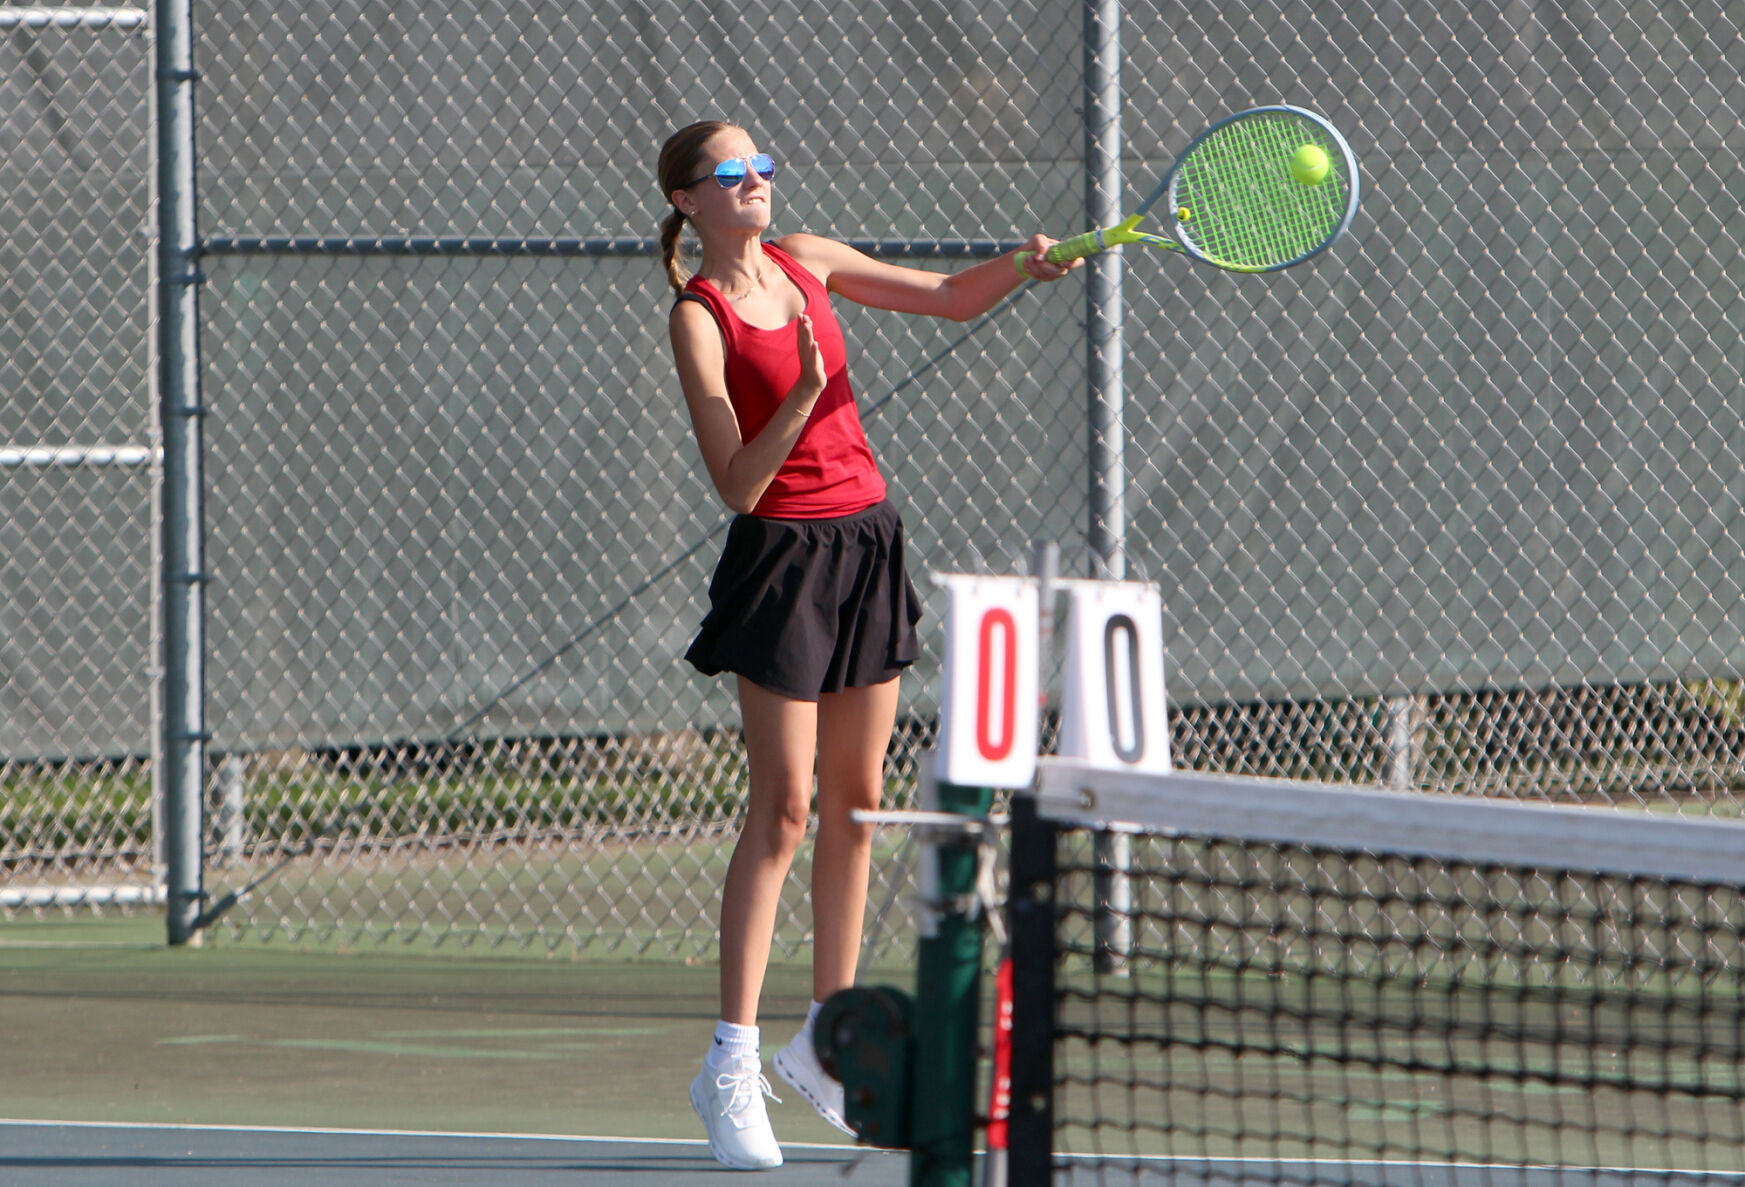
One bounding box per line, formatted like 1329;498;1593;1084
685;499;923;701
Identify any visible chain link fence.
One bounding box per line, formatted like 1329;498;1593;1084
1;6;159;912
4;1;1743;958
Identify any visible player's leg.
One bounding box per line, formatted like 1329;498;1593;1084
810;675;901;999
719;676;819;1025
773;674;901;1137
693;676;817;1170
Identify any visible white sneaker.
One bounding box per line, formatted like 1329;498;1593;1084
773;1027;855;1137
690;1054;784;1170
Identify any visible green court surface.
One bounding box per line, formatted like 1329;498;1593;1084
0;914;886;1144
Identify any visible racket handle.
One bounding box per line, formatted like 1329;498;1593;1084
1045;228;1109;263
1013;220;1140;274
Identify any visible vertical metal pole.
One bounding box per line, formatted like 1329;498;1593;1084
1084;0;1131;973
1004;794;1056;1187
1085;0;1124;577
155;0;207;946
1384;694;1420;790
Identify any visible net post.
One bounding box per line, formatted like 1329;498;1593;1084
1004;793;1055;1186
908;778;992;1187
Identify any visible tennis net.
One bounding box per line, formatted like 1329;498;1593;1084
1003;760;1745;1185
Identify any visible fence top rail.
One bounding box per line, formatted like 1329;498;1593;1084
200;236;1026;259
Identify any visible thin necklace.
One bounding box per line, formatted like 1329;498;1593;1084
710;260;765;302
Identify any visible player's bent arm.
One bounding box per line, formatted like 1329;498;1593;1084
779;232;1075;322
668;301;819;515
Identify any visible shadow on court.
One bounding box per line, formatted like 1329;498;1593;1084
0;916;905;1184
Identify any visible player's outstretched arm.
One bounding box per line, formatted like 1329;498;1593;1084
778;232;1078;324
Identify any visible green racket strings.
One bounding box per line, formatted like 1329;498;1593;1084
1173;113;1350;270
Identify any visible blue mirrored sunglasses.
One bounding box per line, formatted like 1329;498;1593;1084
683;153;777;189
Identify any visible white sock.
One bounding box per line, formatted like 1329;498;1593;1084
803;1000;824;1034
708;1019;760;1068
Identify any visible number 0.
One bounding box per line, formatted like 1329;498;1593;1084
1104;613;1144;763
977;608;1018;761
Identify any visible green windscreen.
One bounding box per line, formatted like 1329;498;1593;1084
1170;111;1354;271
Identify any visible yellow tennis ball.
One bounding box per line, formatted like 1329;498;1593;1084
1291;144;1330;186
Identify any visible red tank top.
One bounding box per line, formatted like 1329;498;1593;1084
682;243;886;519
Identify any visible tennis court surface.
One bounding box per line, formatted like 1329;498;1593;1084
0;919;894;1184
0;1122;905;1185
11;757;1745;1186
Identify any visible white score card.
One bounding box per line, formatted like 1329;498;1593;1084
936;575;1040;789
1057;581;1171;773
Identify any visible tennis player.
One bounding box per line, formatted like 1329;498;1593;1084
658;119;1075;1170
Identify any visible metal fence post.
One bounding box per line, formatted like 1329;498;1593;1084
1084;0;1131;974
1085;0;1124;576
155;0;207;946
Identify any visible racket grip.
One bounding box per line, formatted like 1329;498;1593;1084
1013;228;1112;274
1044;229;1108;263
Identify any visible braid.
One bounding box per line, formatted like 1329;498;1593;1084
660;208;690;295
656;120;741;295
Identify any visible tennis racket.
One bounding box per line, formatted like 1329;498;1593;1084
1018;105;1359;274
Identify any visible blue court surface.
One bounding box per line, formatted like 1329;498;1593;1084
0;1120;912;1185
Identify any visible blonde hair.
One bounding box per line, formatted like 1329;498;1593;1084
656;120;741;295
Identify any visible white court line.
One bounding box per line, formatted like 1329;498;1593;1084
0;1117;863;1152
